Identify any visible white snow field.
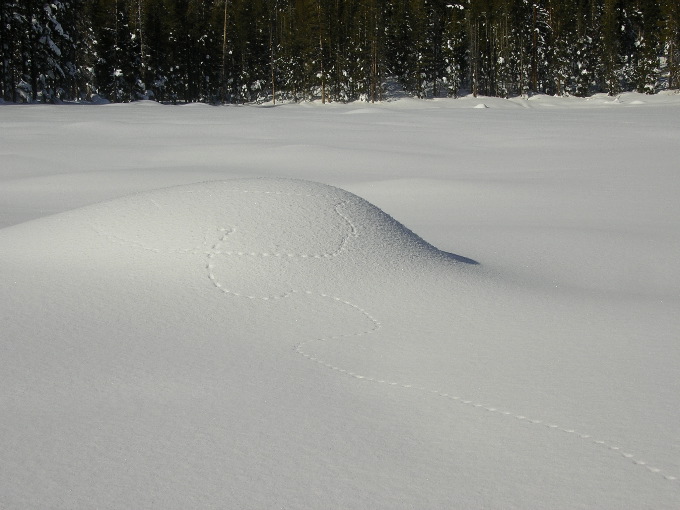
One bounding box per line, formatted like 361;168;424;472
1;93;680;509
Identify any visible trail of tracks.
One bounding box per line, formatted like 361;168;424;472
97;185;680;487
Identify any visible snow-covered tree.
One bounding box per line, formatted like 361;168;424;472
659;0;679;89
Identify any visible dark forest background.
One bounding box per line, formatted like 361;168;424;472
1;0;679;104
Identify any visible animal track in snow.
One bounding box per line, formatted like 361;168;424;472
95;179;680;487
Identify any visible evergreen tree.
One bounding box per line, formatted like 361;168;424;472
90;0;143;102
660;0;679;89
573;0;603;96
621;0;661;93
61;0;97;100
601;0;623;94
441;3;466;97
0;0;22;101
548;0;579;95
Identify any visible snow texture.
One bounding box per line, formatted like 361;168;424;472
1;93;679;509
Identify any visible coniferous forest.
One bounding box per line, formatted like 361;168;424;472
1;0;679;104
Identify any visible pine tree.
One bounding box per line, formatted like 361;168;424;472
548;0;579;96
660;0;680;89
441;3;466;97
89;0;143;102
64;2;91;99
572;0;602;96
620;0;661;93
601;0;623;94
0;0;22;101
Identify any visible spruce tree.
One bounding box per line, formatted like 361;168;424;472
660;0;679;89
0;0;21;101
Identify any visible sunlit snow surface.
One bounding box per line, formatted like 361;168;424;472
1;93;680;509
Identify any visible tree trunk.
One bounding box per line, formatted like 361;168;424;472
318;0;325;104
531;4;538;93
221;0;228;103
137;0;145;85
270;11;276;104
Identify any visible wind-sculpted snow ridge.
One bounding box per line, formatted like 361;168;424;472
1;178;677;509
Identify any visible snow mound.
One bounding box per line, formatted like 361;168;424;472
0;178;485;509
83;178;470;298
90;177;466;264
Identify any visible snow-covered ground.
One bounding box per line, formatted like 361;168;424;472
1;92;679;509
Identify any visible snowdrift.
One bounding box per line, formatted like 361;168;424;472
1;178;678;509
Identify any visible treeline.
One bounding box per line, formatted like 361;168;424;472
1;0;679;104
